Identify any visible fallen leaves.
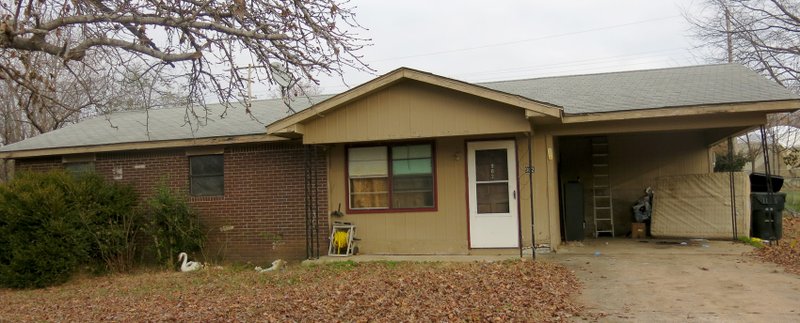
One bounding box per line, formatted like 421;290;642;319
752;216;800;275
0;260;584;322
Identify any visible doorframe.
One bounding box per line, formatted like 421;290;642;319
464;137;522;249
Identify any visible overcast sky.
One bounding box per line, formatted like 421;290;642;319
255;0;709;98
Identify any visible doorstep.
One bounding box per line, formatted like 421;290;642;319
302;254;522;265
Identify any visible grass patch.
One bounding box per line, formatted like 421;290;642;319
378;260;400;269
739;236;765;248
322;260;359;271
785;190;800;213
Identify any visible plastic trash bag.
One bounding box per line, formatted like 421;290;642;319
632;187;654;223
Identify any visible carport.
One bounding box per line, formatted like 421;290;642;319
496;64;800;248
555;126;752;241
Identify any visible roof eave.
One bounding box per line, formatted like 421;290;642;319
561;99;800;124
0;134;289;159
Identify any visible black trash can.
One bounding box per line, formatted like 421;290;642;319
749;173;784;192
750;192;785;240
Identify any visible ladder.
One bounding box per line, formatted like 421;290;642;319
591;137;615;237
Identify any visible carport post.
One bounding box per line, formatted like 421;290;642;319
528;132;536;260
727;136;738;241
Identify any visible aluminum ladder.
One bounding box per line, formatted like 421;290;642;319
591;137;615;237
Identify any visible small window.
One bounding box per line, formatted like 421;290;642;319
64;162;95;176
391;144;434;208
348;147;389;209
190;155;224;196
348;143;434;211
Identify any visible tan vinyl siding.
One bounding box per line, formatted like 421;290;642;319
530;131;560;247
303;80;530;144
327;134;541;254
328;137;469;254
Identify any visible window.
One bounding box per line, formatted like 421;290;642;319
190;155;224;196
348;143;434;210
64;162;95;176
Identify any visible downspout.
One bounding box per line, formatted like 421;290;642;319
528;132;537;260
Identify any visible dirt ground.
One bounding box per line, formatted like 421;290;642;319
543;238;800;322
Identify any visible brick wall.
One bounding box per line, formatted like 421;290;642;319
14;142;329;263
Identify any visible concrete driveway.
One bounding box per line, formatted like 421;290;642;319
543;238;800;322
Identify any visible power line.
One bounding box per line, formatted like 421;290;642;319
468;58;694;84
318;48;694;93
368;15;682;63
453;47;690;80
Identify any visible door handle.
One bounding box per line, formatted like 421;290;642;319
513;190;517;200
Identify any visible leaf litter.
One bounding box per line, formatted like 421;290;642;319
752;216;800;275
0;260;584;322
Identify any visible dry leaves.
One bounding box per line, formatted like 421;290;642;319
0;260;584;322
753;216;800;275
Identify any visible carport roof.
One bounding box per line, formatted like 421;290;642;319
479;63;800;115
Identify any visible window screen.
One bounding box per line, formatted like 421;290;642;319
190;155;224;196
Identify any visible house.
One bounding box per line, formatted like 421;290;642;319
1;64;798;260
0;98;331;262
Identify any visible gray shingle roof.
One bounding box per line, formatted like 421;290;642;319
2;63;797;154
479;64;799;115
0;95;331;153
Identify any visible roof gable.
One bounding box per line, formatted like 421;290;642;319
266;67;562;135
298;79;533;144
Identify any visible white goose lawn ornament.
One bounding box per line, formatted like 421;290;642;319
178;252;203;272
255;259;287;273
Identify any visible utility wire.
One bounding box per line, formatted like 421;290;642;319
317;49;694;93
453;47;690;80
368;15;682;63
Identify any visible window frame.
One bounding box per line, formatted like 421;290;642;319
63;161;95;176
189;154;224;197
346;142;437;213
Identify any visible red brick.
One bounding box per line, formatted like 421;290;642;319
14;143;329;263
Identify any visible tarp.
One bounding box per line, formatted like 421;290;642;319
651;172;750;239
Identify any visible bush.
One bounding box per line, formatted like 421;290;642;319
0;171;89;288
714;153;748;172
70;174;141;273
0;171;140;288
142;184;204;270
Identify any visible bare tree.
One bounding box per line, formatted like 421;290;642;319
0;0;370;120
688;0;800;173
687;0;800;91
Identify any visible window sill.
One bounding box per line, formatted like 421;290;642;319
189;195;225;202
346;206;438;214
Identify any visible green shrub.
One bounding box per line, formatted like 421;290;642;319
142;184;204;270
714;153;748;172
69;174;141;273
0;171;141;288
0;171;89;288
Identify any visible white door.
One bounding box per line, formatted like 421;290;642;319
467;140;519;248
